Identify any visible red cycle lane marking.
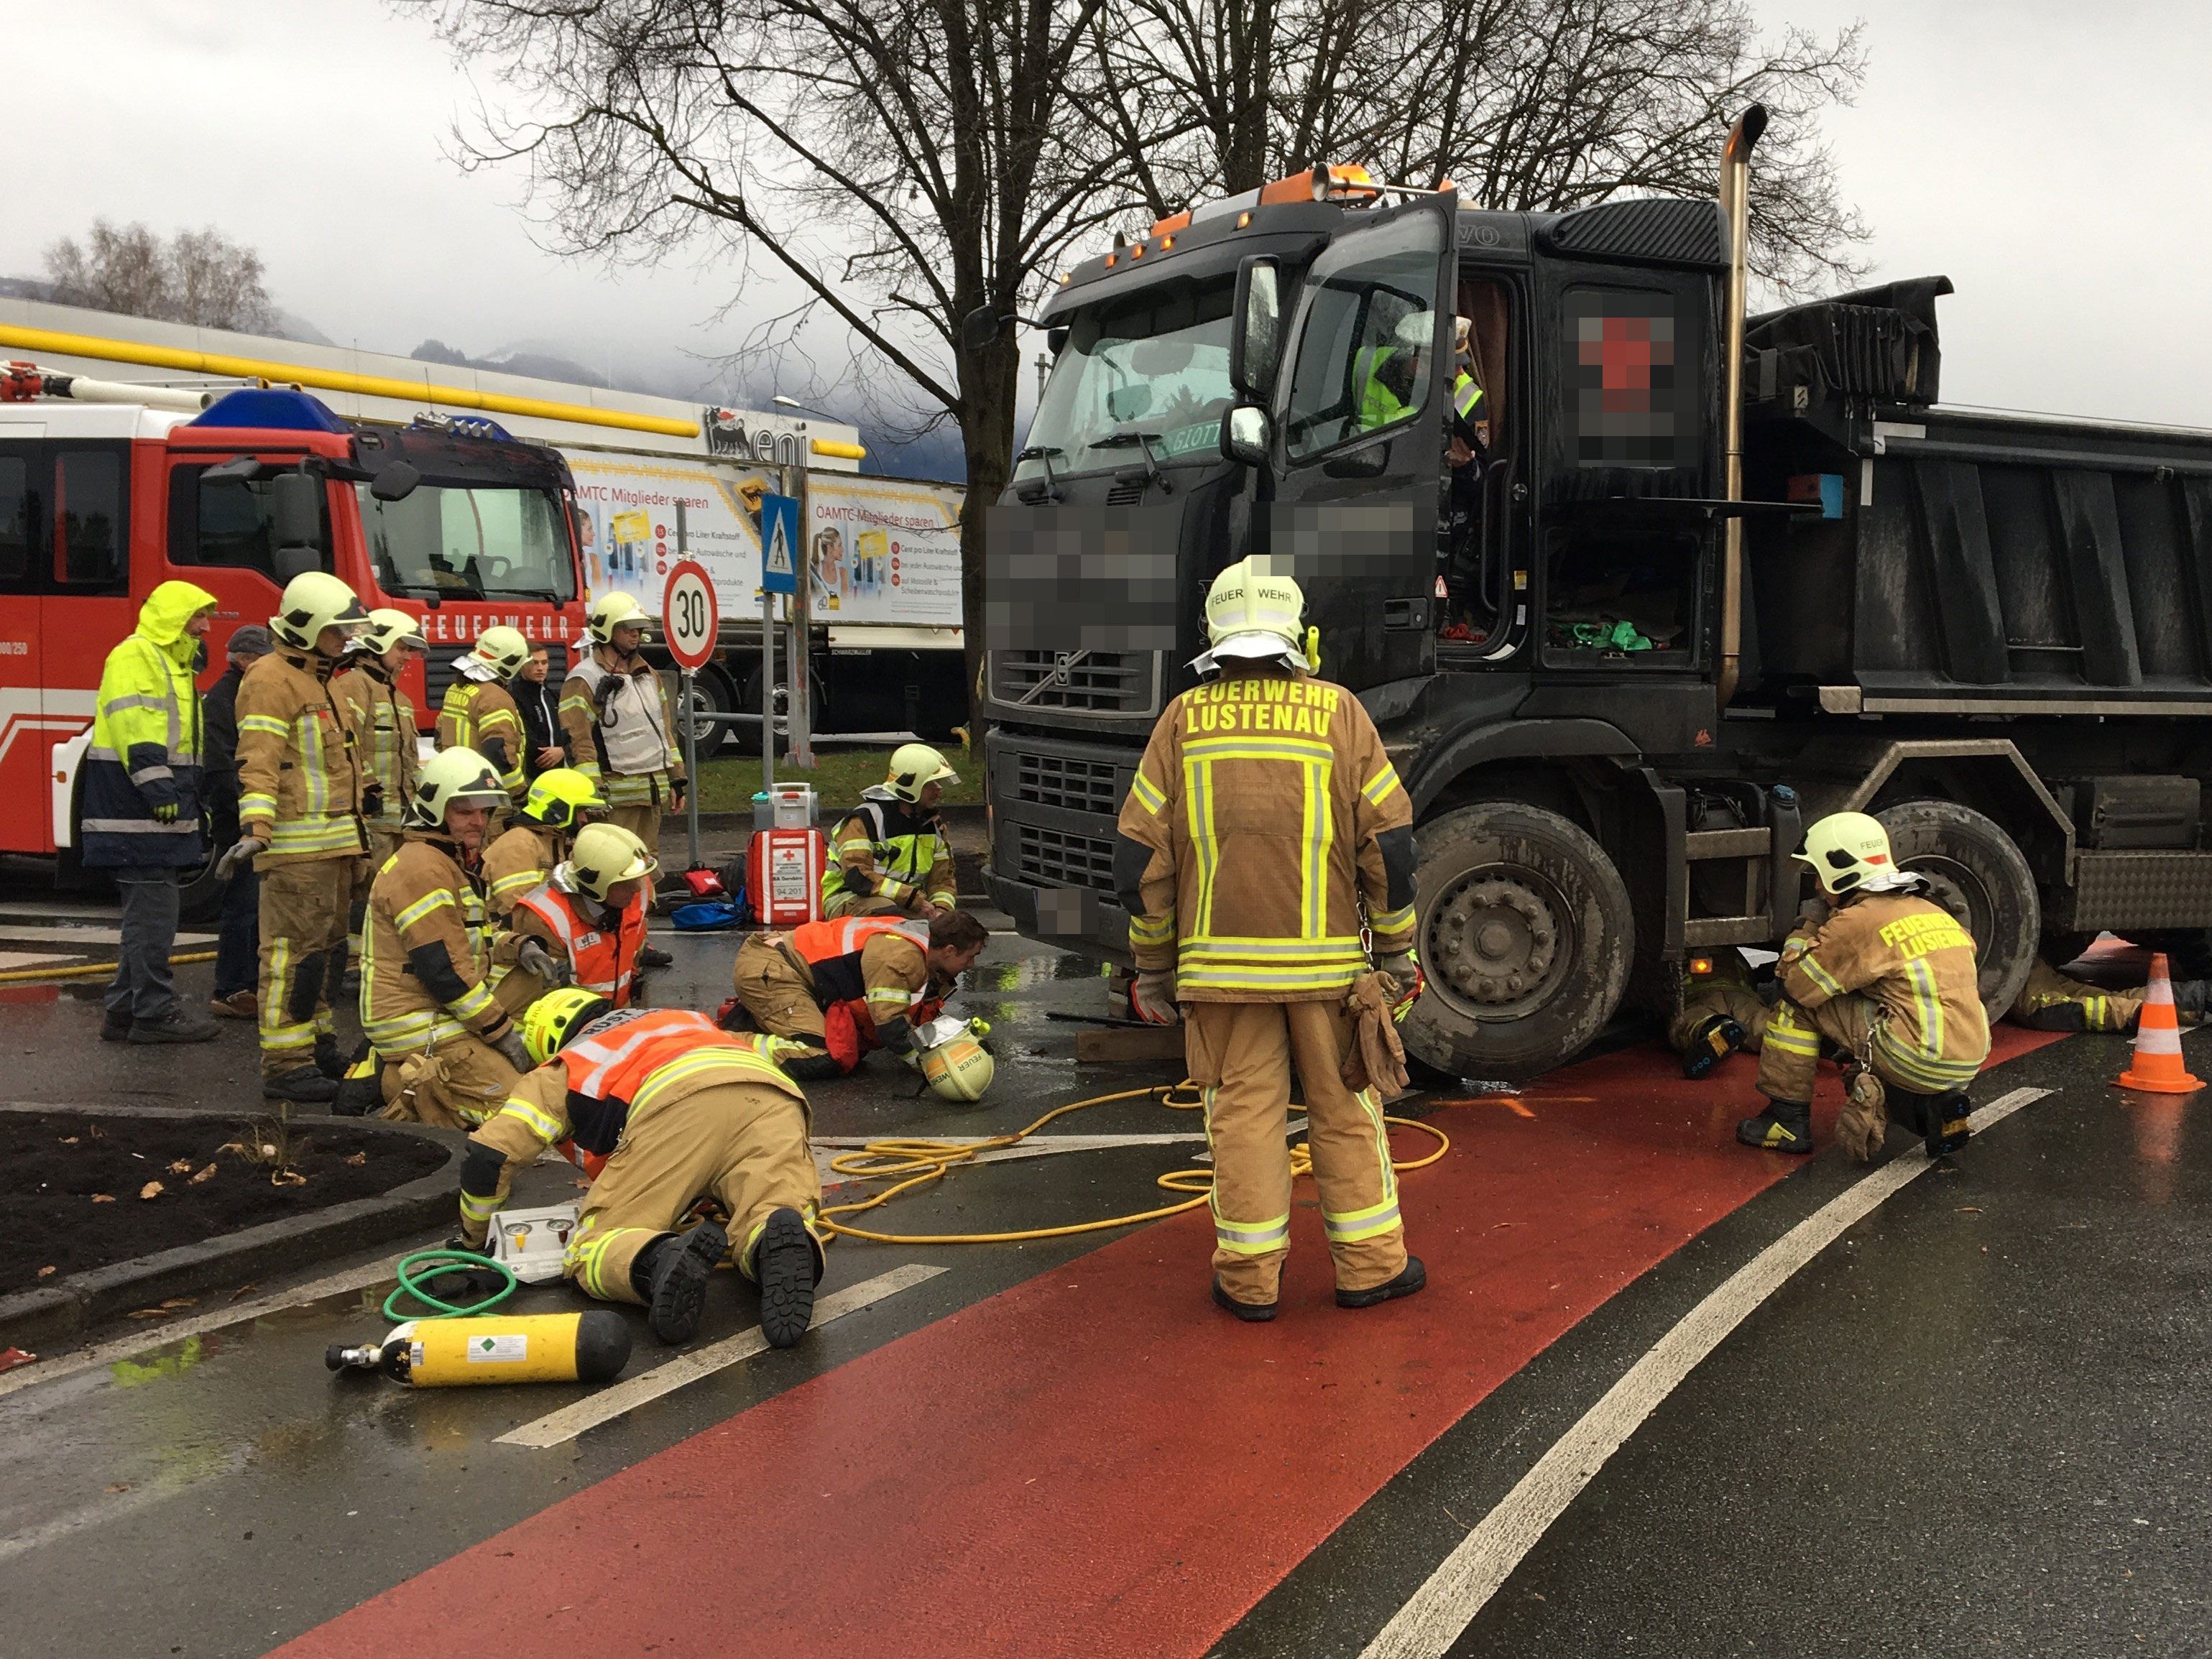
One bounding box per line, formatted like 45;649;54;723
276;1027;2059;1659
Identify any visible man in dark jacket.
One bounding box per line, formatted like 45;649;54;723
203;625;272;1019
515;643;565;780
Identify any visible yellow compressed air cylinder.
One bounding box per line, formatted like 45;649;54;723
393;1312;632;1387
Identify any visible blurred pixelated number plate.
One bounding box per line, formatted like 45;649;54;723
662;560;719;672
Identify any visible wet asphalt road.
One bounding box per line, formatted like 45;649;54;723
1;864;2207;1658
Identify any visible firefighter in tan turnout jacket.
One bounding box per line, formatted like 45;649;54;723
333;608;426;969
1714;813;1991;1160
1114;559;1425;1321
362;749;533;1128
223;573;371;1104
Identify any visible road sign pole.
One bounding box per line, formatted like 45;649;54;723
660;558;720;871
762;585;776;795
787;461;815;771
681;667;701;871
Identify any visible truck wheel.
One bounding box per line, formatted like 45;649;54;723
1875;800;2037;1017
729;666;787;759
1401;802;1634;1081
670;667;735;762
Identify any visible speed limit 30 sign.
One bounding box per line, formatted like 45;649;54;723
660;560;719;672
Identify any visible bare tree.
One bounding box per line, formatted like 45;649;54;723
1092;0;1869;292
418;0;1166;708
43;219;277;331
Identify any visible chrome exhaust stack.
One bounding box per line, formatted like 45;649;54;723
1715;102;1767;711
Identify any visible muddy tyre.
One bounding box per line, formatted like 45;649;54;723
1875;799;2037;1017
1400;802;1633;1081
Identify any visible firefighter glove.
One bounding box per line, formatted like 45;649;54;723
1377;951;1425;1022
515;938;569;986
492;1027;534;1073
360;781;384;818
216;836;267;877
670;777;688;810
152;801;180;823
1131;970;1181;1025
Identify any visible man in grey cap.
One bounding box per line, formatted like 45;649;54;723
203;624;272;1017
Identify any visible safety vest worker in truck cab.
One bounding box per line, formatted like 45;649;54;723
456;994;826;1348
1114;557;1426;1323
560;591;687;856
223;572;372;1106
724;909;990;1086
496;822;656;1017
821;743;961;920
1700;813;1991;1163
1359;310;1481;433
481;767;604;921
438;626;532;806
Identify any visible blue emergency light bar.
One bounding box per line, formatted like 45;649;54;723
186;389;353;434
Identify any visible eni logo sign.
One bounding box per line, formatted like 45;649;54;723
704;407;805;467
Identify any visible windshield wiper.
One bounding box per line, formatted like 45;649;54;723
1014;444;1064;502
1089;431;1172;494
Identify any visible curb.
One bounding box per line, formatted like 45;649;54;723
0;1103;463;1353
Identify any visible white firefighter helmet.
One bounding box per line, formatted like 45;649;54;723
405;747;508;830
1202;557;1307;662
587;591;653;647
563;822;658;904
886;742;959;803
1795;811;1901;897
352;607;427;656
919;1034;995;1103
269;572;369;653
467;626;532;681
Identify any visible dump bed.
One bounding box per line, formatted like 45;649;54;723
1741;279;2212;712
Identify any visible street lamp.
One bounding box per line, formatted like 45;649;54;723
772;393;838;421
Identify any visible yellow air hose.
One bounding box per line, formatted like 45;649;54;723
817;1079;1452;1247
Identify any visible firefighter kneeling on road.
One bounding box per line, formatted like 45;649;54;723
724;910;990;1085
496;822;657;1016
359;749;533;1127
456;990;826;1347
1697;811;1991;1161
1114;558;1425;1321
481;767;604;921
820;744;960;920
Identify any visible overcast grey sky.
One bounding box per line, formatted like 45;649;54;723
4;0;2210;427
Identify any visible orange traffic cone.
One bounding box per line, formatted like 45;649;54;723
2116;952;2204;1094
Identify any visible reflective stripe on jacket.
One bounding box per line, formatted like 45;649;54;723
481;821;562;918
1113;667;1417;1002
512;878;647;1003
556;1008;803;1145
561;650;681;805
333;660;418;831
80;581;216;869
438;678;525;800
361;831;511;1055
234;643;366;864
1779;892;1991;1090
780;915;931;1026
821;788;955;910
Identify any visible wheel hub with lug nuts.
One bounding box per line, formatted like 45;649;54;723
1434;876;1559;1005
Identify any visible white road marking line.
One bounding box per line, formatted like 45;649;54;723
496;1263;945;1448
0;1252;418;1405
0;950;78;970
0;1449;252;1565
1360;1086;2049;1659
0;925;214;946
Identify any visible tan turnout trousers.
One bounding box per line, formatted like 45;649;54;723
258;858;357;1081
1186;1000;1405;1305
378;1033;517;1131
561;1081;822;1303
731;933;828;1043
606;803;661;858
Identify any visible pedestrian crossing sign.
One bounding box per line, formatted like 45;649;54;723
760;492;800;593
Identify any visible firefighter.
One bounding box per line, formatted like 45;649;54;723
333;608;426;975
454;989;825;1347
726;909;989;1081
437;625;532;806
560;592;685;854
88;579;221;1045
1733;812;1991;1161
2007;957;2209;1032
221;572;371;1103
481;767;604;920
1114;558;1424;1321
361;747;531;1129
496;822;656;1015
820;744;960;920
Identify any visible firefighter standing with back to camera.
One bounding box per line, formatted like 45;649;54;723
221;573;372;1104
1115;558;1426;1321
1690;811;1991;1160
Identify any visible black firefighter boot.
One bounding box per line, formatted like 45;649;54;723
1736;1097;1814;1154
752;1207;821;1349
633;1219;729;1344
1920;1089;1974;1158
1682;1015;1747;1080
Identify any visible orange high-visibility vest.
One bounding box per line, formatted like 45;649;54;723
553;1017;799;1179
515;882;648;1004
783;915;930;1009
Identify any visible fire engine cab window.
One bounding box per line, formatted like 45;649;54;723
0;458;32;585
1283;214;1443;463
167;467;333;577
358;483;577;604
55;451;124;588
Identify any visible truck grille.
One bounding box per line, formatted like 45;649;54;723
991;650;1158;716
1014;752;1121;813
1015;823;1117;891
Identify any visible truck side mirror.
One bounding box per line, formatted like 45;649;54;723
1229;257;1283;401
1220;404;1272;468
369;461;422;502
269;471;324;550
961;306;1003;354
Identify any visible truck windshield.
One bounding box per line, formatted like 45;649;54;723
1016;278;1235;480
357;482;577;604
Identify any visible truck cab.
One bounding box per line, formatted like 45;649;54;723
0;387;586;874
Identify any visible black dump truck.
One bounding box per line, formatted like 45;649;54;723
974;115;2212;1076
